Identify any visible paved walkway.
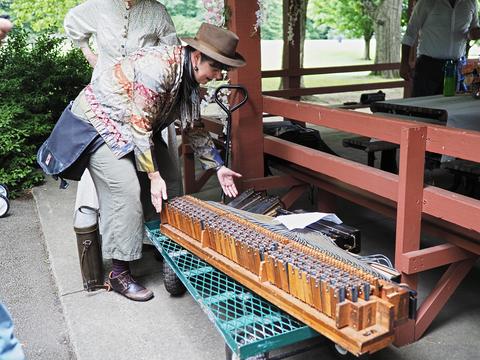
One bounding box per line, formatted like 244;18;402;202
31;177;225;360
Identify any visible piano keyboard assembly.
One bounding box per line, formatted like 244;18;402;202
159;195;414;356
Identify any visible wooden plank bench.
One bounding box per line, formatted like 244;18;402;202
342;136;399;173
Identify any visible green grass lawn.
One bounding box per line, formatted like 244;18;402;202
261;39;392;91
261;39;480;91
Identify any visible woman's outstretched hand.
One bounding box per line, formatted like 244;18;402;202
216;166;242;198
148;171;168;212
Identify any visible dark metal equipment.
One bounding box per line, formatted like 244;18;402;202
214;85;248;201
0;184;10;218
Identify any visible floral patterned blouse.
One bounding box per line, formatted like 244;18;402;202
72;45;223;173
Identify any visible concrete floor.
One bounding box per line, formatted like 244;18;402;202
0;126;479;360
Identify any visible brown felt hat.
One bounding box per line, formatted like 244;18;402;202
182;23;246;68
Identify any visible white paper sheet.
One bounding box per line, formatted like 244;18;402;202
275;212;342;230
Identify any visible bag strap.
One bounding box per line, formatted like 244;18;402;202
78;205;99;215
53;175;69;190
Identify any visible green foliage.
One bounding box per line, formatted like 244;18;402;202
261;0;283;40
163;0;201;18
0;28;91;197
170;15;203;38
311;0;378;41
401;0;410;28
11;0;80;32
0;0;13;14
306;19;330;40
162;0;204;37
260;0;330;40
11;0;204;34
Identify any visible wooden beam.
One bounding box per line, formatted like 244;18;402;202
414;258;477;340
422;187;480;235
398;244;476;274
426;125;480;162
262;63;402;78
281;184;310;209
273;162;480;255
242;175;303;191
263;81;405;98
421;215;480;254
264;135;399;201
265;135;480;235
201;115;224;135
263;96;406;143
275;162;398;217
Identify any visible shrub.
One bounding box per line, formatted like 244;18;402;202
0;28;91;197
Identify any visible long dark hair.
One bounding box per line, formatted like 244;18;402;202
182;46;198;99
179;46;200;128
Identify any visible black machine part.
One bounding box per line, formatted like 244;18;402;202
360;90;385;105
276;208;361;253
214;84;248;169
214;85;248;202
263;121;337;155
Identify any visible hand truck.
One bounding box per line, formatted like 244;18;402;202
145;221;332;360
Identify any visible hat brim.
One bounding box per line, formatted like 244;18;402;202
182;38;246;68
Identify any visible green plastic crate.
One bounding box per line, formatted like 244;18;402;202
145;221;319;359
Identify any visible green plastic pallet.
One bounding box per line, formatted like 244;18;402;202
145;221;319;359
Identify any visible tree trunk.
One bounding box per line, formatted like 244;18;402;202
363;36;372;61
280;0;309;92
372;0;402;78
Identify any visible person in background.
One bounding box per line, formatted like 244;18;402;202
0;303;25;360
67;23;245;301
400;0;480;97
1;17;26;360
64;0;182;222
0;16;13;41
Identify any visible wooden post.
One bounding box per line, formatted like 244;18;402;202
282;0;302;100
394;125;426;346
226;0;264;190
395;126;425;286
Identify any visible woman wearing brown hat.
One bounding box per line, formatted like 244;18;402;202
68;23;246;301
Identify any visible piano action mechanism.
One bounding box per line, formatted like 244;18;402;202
160;195;413;356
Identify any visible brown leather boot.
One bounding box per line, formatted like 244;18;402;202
108;271;154;302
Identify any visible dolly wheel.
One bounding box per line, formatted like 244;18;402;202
163;261;186;296
225;344;268;360
0;184;8;198
330;342;369;360
0;195;10;218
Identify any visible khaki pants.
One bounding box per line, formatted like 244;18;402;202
88;144;144;261
138;130;183;222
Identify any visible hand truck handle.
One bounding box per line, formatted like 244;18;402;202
214;85;248;116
